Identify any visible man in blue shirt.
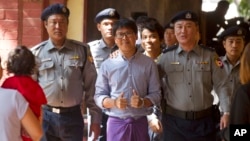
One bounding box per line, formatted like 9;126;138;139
94;18;161;141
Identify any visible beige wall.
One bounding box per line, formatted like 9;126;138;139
67;0;84;42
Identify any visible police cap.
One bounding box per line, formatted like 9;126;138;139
95;8;120;23
164;22;174;30
41;3;70;21
170;10;198;24
218;26;246;40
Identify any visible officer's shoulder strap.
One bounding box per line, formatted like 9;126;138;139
87;40;100;47
30;40;48;56
162;44;178;53
199;44;215;52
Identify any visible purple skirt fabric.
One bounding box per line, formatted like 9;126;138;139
107;116;149;141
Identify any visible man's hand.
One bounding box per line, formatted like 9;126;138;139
149;118;163;133
89;123;101;141
220;114;229;129
130;89;143;108
114;92;128;110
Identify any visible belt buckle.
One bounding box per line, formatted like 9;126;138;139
52;108;60;114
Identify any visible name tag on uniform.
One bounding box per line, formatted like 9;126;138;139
171;61;180;65
95;57;104;61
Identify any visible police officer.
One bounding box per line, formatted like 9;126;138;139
163;22;177;48
218;26;246;101
218;25;246;141
31;3;102;141
87;8;120;141
158;10;230;141
88;8;120;73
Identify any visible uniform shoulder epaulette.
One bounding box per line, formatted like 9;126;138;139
87;40;100;47
199;44;215;52
162;44;178;53
30;40;48;52
69;39;88;47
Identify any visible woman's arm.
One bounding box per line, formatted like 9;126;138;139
21;107;43;141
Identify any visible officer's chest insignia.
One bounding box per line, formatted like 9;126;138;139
70;55;79;60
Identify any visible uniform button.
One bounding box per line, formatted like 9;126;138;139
61;101;63;103
60;64;62;66
188;82;191;85
61;77;63;79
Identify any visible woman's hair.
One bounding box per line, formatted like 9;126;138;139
6;45;36;75
240;42;250;84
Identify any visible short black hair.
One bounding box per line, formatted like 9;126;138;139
7;45;36;75
112;18;138;36
140;18;164;40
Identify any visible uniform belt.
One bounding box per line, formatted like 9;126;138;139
42;105;80;114
166;105;214;120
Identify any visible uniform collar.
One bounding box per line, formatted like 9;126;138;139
177;44;200;55
222;55;241;66
46;38;72;51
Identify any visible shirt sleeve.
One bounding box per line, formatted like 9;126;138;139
82;49;102;124
212;52;231;112
15;91;29;120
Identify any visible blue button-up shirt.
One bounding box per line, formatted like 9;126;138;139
95;50;161;118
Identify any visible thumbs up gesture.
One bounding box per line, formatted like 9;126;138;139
130;89;144;108
114;92;128;110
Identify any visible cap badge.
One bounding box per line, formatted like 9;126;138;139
62;7;67;13
237;29;242;35
170;23;174;27
185;13;192;19
109;10;115;16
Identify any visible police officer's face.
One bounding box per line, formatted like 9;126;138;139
44;14;68;42
115;27;137;54
97;19;117;39
164;28;177;47
174;20;198;46
141;29;162;52
223;36;244;59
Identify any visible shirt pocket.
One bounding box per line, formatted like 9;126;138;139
64;59;84;80
166;64;184;83
38;60;55;82
194;63;211;84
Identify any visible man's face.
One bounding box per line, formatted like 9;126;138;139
141;29;161;52
97;19;117;39
174;20;198;45
44;14;68;42
164;28;177;46
114;27;137;53
223;36;245;59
